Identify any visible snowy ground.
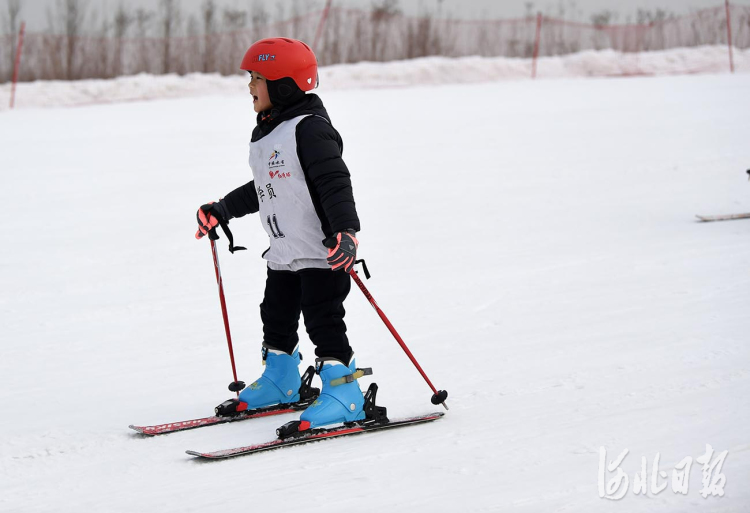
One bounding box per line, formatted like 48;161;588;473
1;68;749;512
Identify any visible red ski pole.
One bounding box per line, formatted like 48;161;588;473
209;234;244;396
349;266;448;410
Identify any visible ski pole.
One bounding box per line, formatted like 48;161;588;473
209;232;244;396
348;265;449;410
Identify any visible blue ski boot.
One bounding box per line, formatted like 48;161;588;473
300;357;370;428
238;344;301;410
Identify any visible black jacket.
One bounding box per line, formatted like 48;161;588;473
218;94;360;237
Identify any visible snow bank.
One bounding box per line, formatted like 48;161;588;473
1;45;747;110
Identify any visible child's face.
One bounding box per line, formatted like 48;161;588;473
248;72;273;113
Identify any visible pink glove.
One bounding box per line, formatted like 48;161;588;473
325;231;358;273
195;202;221;239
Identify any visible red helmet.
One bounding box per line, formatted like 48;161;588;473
240;38;318;92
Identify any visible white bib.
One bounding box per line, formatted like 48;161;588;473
249;115;328;270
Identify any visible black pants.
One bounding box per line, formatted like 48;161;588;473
260;267;353;363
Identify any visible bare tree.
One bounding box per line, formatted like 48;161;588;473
223;8;247;74
223;8;247;29
46;0;88;80
524;2;535;19
113;3;133;75
250;0;269;32
370;0;401;61
159;0;182;74
135;8;153;36
2;0;21;34
274;2;286;31
589;10;617;50
372;0;401;19
3;0;22;81
91;12;111;78
636;8;674;51
590;10;617;27
65;0;86;79
290;0;303;39
201;0;216;73
636;8;673;25
405;1;445;60
186;13;201;73
135;8;154;72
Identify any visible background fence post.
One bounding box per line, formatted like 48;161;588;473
724;0;734;73
532;12;542;79
10;21;26;109
313;0;333;53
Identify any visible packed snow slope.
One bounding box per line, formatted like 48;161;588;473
1;72;749;512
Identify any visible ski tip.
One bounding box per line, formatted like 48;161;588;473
695;213;750;222
129;425;157;436
186;450;221;459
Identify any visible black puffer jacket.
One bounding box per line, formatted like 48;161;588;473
218;94;360;237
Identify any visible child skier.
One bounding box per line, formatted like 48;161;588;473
195;38;364;429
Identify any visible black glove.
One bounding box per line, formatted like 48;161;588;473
195;202;228;240
324;230;358;273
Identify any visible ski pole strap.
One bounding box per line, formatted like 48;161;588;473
214;218;246;253
330;368;372;387
354;259;370;279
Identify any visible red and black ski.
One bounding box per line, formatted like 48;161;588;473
129;401;312;436
696;212;750;222
185;411;444;459
130;366;319;436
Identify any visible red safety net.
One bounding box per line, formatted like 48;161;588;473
2;3;748;83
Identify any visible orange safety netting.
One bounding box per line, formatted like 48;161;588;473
2;3;748;83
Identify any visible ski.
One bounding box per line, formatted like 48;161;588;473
130;366;319;436
185;411;444;459
129;401;312;436
696;213;750;222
